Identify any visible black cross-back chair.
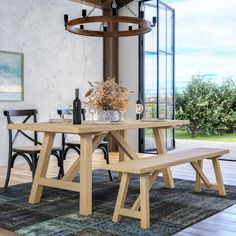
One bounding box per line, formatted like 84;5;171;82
57;108;113;181
3;109;64;193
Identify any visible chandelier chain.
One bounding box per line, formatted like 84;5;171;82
99;22;103;31
86;4;102;31
87;5;97;17
119;0;137;17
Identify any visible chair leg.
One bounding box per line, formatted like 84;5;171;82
31;154;38;179
100;145;113;181
107;170;113;182
62;149;66;160
3;155;13;193
52;152;64;179
3;152;32;193
64;146;80;160
59;150;65;178
63;147;70;160
105;151;113;182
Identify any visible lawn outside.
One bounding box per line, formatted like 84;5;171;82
176;131;236;142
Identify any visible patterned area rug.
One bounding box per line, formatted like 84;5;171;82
0;170;236;236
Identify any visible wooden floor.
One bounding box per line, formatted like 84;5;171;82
1;152;236;235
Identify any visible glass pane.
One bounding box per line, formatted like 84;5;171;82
167;129;174;150
159;5;166;52
167;54;174;100
167;103;174;119
158;52;166;119
159;103;166;119
144;128;156;151
167;9;174;54
145;102;157;119
145;7;158;53
144;52;157;100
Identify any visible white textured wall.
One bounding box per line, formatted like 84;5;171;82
119;1;139;151
0;0;103;165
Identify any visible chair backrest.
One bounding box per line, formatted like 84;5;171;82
57;108;86;121
57;108;86;151
3;109;40;150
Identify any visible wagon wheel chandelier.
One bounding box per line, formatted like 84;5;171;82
64;0;156;37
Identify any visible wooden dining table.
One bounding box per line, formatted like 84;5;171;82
7;119;189;216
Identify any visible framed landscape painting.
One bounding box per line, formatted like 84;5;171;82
0;51;24;101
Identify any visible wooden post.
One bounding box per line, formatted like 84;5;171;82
103;8;119;152
103;9;119;81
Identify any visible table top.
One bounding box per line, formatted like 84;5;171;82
7;119;189;134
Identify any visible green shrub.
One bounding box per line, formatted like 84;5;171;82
176;76;236;137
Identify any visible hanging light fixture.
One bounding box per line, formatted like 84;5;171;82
64;0;156;37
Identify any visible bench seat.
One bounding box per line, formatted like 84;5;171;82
104;148;229;174
104;147;229;229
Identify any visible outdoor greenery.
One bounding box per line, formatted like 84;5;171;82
176;131;236;142
145;103;157;119
176;75;236;137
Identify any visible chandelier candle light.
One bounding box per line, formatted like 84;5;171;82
64;0;156;37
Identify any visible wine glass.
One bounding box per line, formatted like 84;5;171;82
89;107;96;121
81;100;87;110
69;104;73;112
119;109;126;122
67;105;73;119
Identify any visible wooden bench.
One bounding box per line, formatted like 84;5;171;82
104;147;229;229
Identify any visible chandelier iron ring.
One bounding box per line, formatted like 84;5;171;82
66;15;152;37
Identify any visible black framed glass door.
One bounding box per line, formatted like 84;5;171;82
139;0;175;153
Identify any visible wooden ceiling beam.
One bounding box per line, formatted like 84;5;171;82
70;0;108;9
70;0;136;10
117;0;134;9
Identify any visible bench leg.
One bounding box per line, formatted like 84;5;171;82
162;168;175;189
140;174;150;229
113;173;130;222
132;171;159;211
195;160;203;192
191;161;211;188
112;173;151;229
212;158;226;196
191;158;226;197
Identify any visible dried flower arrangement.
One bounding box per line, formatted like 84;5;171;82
85;78;129;111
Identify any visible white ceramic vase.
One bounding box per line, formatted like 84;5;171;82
97;110;120;121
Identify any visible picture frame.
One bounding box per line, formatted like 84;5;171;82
0;50;24;101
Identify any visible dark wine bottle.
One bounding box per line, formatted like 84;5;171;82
136;92;143;120
73;88;82;124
